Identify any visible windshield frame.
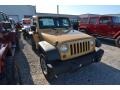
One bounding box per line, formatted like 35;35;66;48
38;17;71;29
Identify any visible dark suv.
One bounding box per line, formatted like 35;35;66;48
79;15;120;47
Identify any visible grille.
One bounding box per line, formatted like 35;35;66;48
70;41;90;55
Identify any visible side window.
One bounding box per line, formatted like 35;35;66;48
80;18;88;23
112;16;120;23
89;17;97;24
99;17;111;24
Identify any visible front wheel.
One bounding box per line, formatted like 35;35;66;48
115;36;120;47
40;54;55;80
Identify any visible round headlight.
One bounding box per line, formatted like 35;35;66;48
59;44;68;52
28;31;33;35
90;40;94;45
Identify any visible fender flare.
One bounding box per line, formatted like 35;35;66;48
38;41;60;62
113;31;120;39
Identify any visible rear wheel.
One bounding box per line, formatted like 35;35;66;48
40;54;55;80
115;36;120;47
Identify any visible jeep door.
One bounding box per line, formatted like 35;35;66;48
111;16;120;38
97;16;112;37
88;17;98;34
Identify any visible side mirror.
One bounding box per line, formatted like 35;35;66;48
3;22;12;29
31;25;36;31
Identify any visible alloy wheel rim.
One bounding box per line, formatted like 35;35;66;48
40;56;48;75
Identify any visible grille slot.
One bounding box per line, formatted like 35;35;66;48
70;41;91;55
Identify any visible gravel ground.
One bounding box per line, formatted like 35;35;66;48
2;35;120;85
15;34;48;85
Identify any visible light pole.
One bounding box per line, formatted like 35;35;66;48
57;5;59;14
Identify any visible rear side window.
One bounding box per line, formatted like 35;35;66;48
99;17;111;24
89;17;98;24
112;16;120;24
80;18;88;23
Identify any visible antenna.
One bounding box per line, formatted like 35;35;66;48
57;5;59;14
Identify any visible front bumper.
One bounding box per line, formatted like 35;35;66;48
47;48;104;74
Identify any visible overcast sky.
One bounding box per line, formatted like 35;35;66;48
0;0;120;15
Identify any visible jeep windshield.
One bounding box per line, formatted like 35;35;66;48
38;17;71;29
112;16;120;24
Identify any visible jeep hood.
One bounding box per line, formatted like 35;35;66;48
42;30;93;44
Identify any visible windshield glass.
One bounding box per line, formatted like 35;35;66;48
38;17;70;29
112;16;120;23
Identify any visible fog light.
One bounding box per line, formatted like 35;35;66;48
63;55;66;58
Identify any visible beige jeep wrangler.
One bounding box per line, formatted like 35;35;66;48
30;15;104;80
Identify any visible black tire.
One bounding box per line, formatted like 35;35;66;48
115;36;120;47
5;57;15;85
40;54;55;80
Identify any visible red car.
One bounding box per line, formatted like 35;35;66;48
79;15;120;47
0;12;18;84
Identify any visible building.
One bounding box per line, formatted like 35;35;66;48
0;5;36;22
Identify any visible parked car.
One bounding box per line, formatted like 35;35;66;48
0;12;18;84
22;18;32;39
79;15;120;47
30;15;104;80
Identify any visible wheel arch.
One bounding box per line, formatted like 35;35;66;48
113;31;120;39
38;41;60;62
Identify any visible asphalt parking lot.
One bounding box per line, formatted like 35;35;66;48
1;34;120;85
